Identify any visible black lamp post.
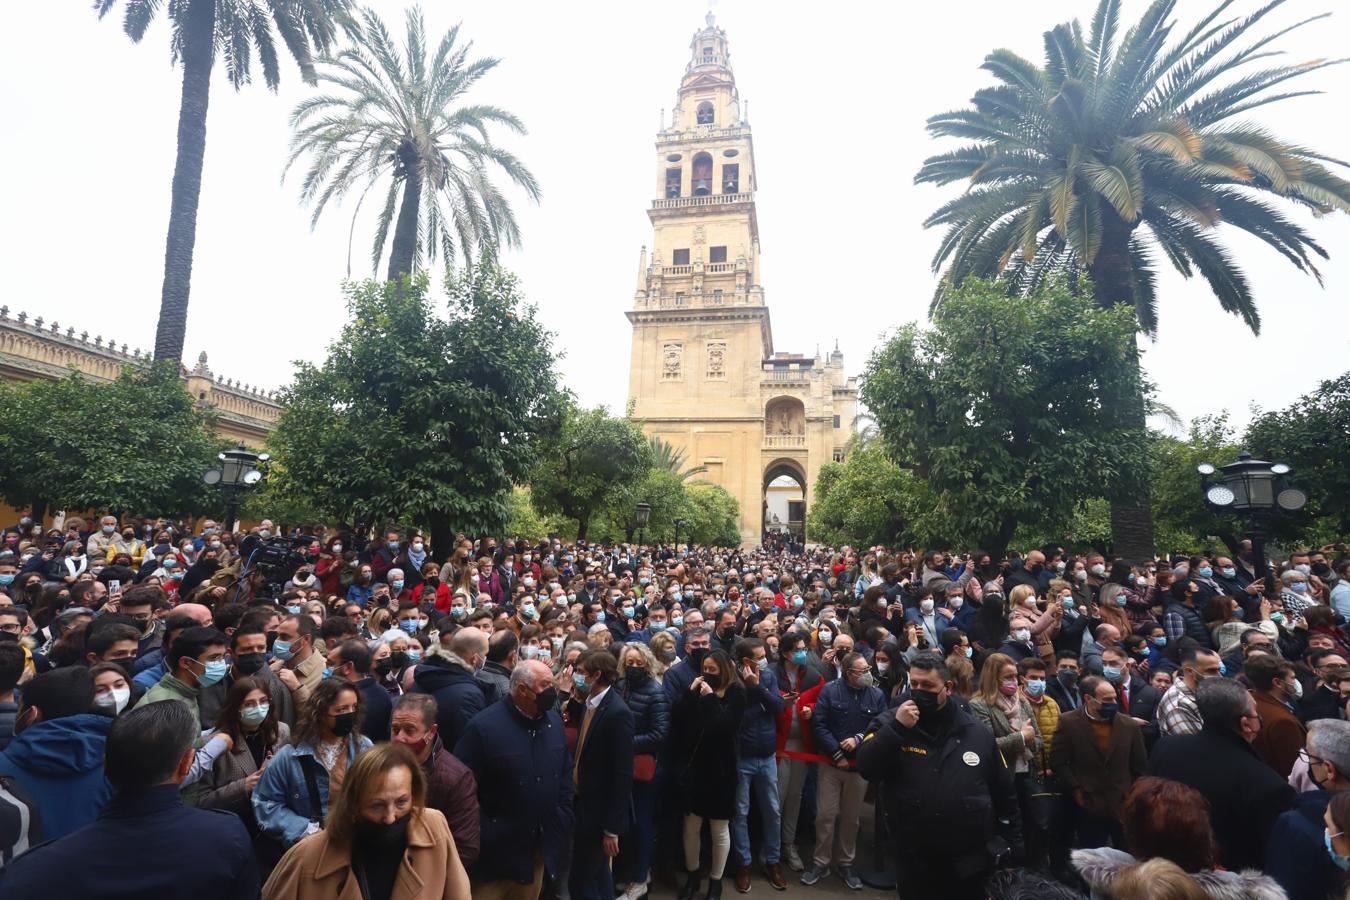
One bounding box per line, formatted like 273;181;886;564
204;442;268;532
634;501;651;548
1198;450;1307;593
674;518;688;553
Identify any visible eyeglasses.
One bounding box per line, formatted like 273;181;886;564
1299;749;1327;767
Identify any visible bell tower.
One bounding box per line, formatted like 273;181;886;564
626;16;856;548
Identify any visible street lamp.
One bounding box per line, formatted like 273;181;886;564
673;518;688;555
1198;450;1306;592
204;442;269;532
634;501;651;548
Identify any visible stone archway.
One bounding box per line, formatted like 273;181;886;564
762;458;807;545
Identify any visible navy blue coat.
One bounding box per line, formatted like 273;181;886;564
811;677;886;761
1266;788;1340;900
412;656;487;750
620;673;671;760
455;698;574;883
0;784;257;899
354;675;393;743
739;668;784;759
572;687;635;837
0;713;110;841
662;658;699;703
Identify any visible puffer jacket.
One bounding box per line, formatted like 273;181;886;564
620;672;671;760
738;667;784;759
1072;847;1285;900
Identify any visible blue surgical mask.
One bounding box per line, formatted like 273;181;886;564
1219;662;1228;677
1271;611;1285;624
1098;702;1119;719
791;649;809;665
1025;678;1046;696
651;622;666;632
272;639;294;661
321;666;333;679
1115;595;1127;606
0;574;13;586
596;611;606;623
1198;567;1213;578
964;646;973;658
388;541;400;551
1291;582;1309;594
1103;666;1123;683
793;597;805;608
391;580;404;592
622;606;635;619
198;659;228;686
672;616;684;628
240;704;270;726
451;606;465;617
521;604;537;620
407;649;422;663
399;619;419;635
1328;830;1350;871
1151;637;1167;648
286;604;302;615
573;672;591;693
1221;567;1236;579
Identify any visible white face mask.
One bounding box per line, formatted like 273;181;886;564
949;596;964;610
919;599;935;613
1090;564;1106;577
1014;628;1031;643
95;687;131;715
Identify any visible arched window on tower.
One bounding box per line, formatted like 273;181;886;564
665;168;682;199
722;164;739;194
696;102;715;125
692;153;713;196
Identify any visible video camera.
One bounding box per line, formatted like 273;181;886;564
239;533;309;586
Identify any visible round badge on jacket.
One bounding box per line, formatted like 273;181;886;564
962;751;980;767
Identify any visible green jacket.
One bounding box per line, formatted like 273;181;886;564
136;673;201;723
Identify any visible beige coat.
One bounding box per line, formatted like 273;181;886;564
262;807;470;900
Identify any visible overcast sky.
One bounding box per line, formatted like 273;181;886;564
4;0;1348;435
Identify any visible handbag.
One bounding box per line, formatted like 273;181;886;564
634;754;657;782
1016;770;1061;835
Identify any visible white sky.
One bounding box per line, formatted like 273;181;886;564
4;0;1349;434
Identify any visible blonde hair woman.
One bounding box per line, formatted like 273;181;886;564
263;743;470;900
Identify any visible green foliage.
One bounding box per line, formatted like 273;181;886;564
917;0;1350;335
1245;373;1350;537
1149;414;1244;554
0;364;225;516
267;260;560;542
529;404;653;540
860;278;1146;557
503;487;555;542
648;435;708;482
287;6;540;278
587;470;740;547
682;483;741;547
807;445;940;550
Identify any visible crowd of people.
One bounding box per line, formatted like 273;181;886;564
0;511;1349;899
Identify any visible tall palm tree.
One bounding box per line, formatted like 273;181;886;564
286;6;541;282
649;435;708;483
915;0;1350;560
96;0;349;363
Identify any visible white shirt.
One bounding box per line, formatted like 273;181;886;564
586;683;610;710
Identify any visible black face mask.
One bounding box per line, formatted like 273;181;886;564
330;712;356;738
910;688;942;719
533;686;558;715
354;811;410;848
425;577;440;587
688;648;709;671
718;627;736;641
387;652;409;670
233;652;267;676
626;668;650;686
265;631;279;651
702;672;723;690
1058;670;1079;689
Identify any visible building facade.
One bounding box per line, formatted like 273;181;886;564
626;16;857;547
0;304;280;446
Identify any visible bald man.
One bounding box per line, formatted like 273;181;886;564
412;627;490;750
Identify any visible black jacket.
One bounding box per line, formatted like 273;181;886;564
1149;724;1296;871
412;656;487;750
1046;676;1082;713
0;784;257;899
573;687;634;837
857;703;1022;873
1119;676;1161;745
620;672;671;760
454;699;573;883
355;676;393;743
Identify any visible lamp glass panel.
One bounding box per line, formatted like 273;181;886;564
1247;473;1275;508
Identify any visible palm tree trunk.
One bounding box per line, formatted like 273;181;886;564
154;0;215;364
387;141;422;283
1091;212;1156;563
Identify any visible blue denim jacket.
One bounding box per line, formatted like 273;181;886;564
252;733;372;846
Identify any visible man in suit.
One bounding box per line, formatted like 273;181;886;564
1245;654;1307;778
1100;646;1160;743
1050;674;1146;848
571;649;635;900
1046;651;1083;713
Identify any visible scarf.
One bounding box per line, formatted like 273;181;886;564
407;546;427;571
995;691;1033;768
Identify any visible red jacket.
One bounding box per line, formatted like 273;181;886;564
775;667;827;762
315;555;344;596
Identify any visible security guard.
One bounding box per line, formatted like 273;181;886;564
857;651;1021;900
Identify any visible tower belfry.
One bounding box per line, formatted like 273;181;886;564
626;16;856;547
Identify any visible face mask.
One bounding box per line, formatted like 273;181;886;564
397;619;418;635
0;574;13;587
1014;628;1031;643
321;666;334;679
1297;564;1312;577
791;649;810;666
451;606;466;618
1058;670;1078;688
533;686;559;715
95;687;131;714
595;611;606;623
411;542;423;552
1090;564;1106;577
122;533;135;542
1271;612;1285;624
407;649;422;663
1103;665;1123;684
285;604;302;616
330;544;342;554
196;659;228;686
387;541;400;551
102;525;116;535
1025;678;1046;697
573;672;591;694
522;555;532;564
1326;830;1350;871
964;646;973;658
272;640;294;661
920;599;935;614
627;668;650;685
672;616;684;628
259;530;272;540
550;636;565;651
330;712;356;738
819;630;833;645
999;679;1019;697
1097;702;1119;719
651;621;666;632
950;596;964;610
1291;582;1309;594
755;656;769;672
391;580;405;592
1290;679;1304;700
622;607;636;619
520;604;538;620
688;648;710;671
1220;662;1229;677
876;661;890;675
1151;637;1167;648
910;687;941;719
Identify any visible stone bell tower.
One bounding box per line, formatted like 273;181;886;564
626;15;856;547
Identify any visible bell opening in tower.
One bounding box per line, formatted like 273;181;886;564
696;101;715;125
692;153;713;196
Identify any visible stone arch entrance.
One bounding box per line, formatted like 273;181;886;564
762;458;807;546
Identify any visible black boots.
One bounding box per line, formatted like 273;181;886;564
677;871;701;900
704;876;723;900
